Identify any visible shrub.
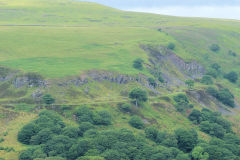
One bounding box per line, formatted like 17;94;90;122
206;69;218;78
18;123;39;144
78;122;95;137
224;71;238;83
174;94;189;106
42;94;55;106
133;58;144;70
201;75;213;85
62;126;79;138
200;121;226;138
75;106;94;124
185;79;194;89
148;77;157;87
206;87;218;97
188;109;202;124
217;88;235;107
145;127;159;141
229;50;237;57
210;44;220;52
93;110;112;125
118;103;131;113
175;128;198;152
158;75;165;83
30;128;53;145
129;116;144;129
167;43;175;50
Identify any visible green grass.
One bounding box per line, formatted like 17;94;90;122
1;0;240;158
0;0;239;78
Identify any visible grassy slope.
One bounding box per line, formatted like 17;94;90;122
0;0;240;158
0;0;239;78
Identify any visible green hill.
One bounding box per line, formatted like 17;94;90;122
0;0;240;159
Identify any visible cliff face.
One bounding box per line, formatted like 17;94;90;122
140;45;205;87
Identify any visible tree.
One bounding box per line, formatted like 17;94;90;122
224;71;238;83
78;122;95;137
210;44;220;52
206;87;218;97
211;63;221;71
217;88;235;107
175;128;198;152
188;109;202;124
93;110;112;125
129;88;148;107
129;116;144;129
201;75;213;85
75;106;94;124
62;126;79;138
133;58;144;70
185;79;194;89
167;43;175;50
18;123;38;144
42;94;55;106
192;146;209;160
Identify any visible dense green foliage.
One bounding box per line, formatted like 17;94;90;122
206;87;235;107
75;106;112;125
201;75;213;85
185;79;194;89
224;71;238;83
133;58;144;70
210;44;220;52
129;88;148;107
167;43;175;50
42;94;55;106
128;115;144;129
174;94;193;112
148;77;157;88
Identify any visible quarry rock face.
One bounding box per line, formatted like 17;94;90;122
141;45;205;79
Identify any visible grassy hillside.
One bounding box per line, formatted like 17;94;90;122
0;0;239;78
0;0;240;159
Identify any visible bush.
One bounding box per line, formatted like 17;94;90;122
42;94;55;105
211;63;221;71
93;110;112;125
224;71;238;83
174;94;189;106
62;126;79;138
30;128;53;145
206;87;218;97
158;75;165;83
185;79;194;89
75;106;94;124
201;75;213;85
210;44;220;52
18;123;39;145
133;58;144;70
206;69;218;78
167;43;175;50
217;88;235;107
188;109;202;124
118;103;131;113
175;128;198;152
229;50;237;57
148;77;157;88
200;121;226;138
129;116;144;129
78;122;95;137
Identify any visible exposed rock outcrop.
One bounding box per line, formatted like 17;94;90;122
141;45;205;80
